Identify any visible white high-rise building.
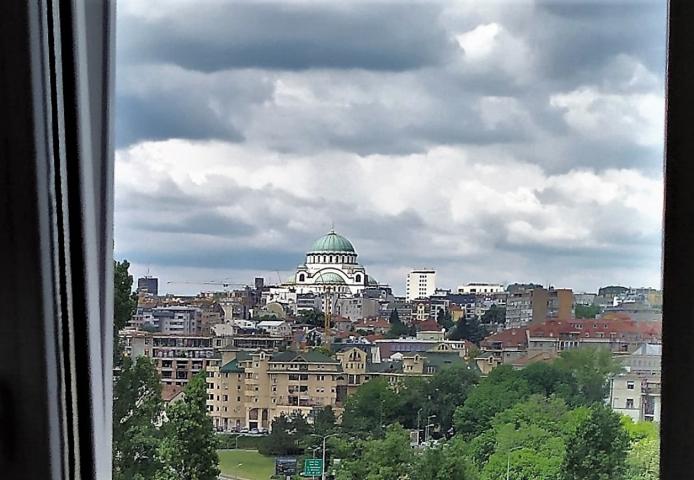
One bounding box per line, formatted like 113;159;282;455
406;268;436;302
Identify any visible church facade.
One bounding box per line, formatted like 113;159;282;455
284;229;377;295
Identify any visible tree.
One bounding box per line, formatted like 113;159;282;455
312;406;337;437
114;259;137;365
560;404;629;480
555;348;622;405
622;418;659;480
412;436;479;480
299;309;324;327
335;424;413;480
389;308;400;324
157;373;220;480
427;364;480;432
480;305;506;325
454;366;530;439
625;435;659;480
113;356;163;480
341;379;400;436
437;308;454;330
260;412;311;455
448;316;487;344
575;304;601;319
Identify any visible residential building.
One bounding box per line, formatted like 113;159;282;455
457;283;504;294
609;374;661;423
406;268;436;302
122;330;216;386
206;349;344;432
526;317;662;354
137;276;159;296
505;288;549;327
336;295;380;321
256;320;292;338
130;306;202;334
478;327;529;369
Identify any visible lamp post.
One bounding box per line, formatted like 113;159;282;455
506;447;523;480
234;463;243;480
416;408;423;446
321;433;339;480
425;414;436;444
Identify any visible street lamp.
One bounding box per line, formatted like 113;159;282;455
321;433;339;480
425;414;436;444
234;463;243;480
416;408;423;445
506;447;523;480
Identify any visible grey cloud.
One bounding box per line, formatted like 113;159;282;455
116;66;274;147
117;3;455;72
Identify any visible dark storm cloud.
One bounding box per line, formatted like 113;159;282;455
129;211;257;237
115;66;274;147
530;1;667;87
118;2;455;72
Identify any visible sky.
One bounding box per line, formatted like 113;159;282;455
114;0;667;296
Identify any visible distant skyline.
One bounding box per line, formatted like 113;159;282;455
114;0;666;296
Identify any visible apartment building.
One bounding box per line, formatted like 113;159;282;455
505;288;573;327
457;283;504;294
206;349;344;432
122;330;216;386
130;306;202;334
406;269;436;302
609;373;661;423
206;345;474;432
526;317;662;354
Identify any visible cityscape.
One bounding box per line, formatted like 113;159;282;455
115;228;662;479
113;1;666;479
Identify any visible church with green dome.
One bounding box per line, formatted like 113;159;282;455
284;229;377;295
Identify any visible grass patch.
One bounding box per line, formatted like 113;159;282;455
217;433;265;450
218;450;275;479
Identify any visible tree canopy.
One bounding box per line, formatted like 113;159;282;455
156;373;220;480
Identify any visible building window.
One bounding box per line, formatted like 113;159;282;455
627;381;635;390
299;273;305;282
626;398;634;409
355;274;361;283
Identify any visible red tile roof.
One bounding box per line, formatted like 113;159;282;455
481;327;528;348
527;317;662;341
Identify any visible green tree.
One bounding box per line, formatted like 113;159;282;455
335;424;413;480
341;379;400;436
389;308;400;324
454;366;530;439
448;316;487;344
299;308;324;326
437;309;454;330
114;259;137;365
428;364;480;432
412;436;479;480
312;406;337;436
625;435;659;480
157;373;220;480
555;348;622;405
260;412;311;455
480;305;506;325
575;304;602;319
560;404;629;480
113;356;163;480
385;318;415;338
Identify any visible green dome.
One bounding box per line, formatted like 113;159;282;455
310;230;355;253
368;277;378;286
314;272;346;284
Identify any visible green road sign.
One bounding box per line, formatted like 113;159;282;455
303;458;323;476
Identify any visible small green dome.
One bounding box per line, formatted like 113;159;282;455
310;230;355;253
368;277;378;286
314;272;346;284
